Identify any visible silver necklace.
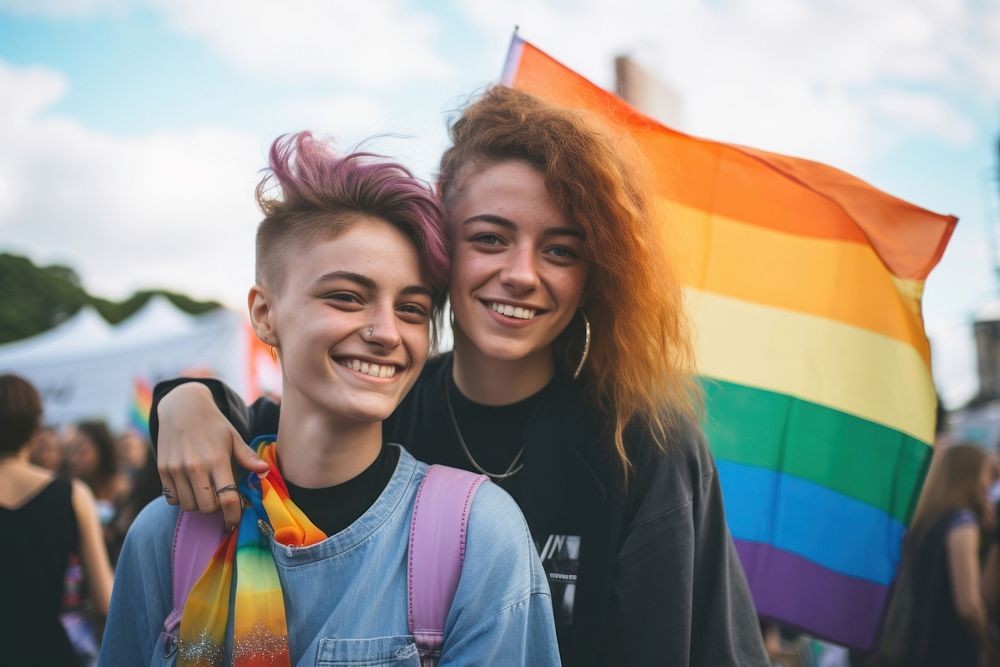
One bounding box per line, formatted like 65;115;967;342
444;382;526;481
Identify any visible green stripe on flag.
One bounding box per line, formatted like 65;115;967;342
701;378;931;524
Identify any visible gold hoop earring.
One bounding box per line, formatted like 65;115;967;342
572;311;591;380
269;345;278;364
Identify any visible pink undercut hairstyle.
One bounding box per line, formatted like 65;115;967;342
254;132;450;316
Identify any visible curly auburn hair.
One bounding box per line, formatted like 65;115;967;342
439;86;700;480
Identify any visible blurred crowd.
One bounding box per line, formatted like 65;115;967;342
19;417;161;665
30;421;162;563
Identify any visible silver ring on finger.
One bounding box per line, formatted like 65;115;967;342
215;484;239;496
162;487;173;498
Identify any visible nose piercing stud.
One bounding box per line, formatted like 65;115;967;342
365;324;374;338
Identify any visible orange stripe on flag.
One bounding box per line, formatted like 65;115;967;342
505;38;956;281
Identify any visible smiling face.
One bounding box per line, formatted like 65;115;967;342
447;160;589;366
252;215;432;425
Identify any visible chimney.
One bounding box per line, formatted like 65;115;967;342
614;55;683;128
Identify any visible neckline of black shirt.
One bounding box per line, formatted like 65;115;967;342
445;362;559;478
283;443;400;537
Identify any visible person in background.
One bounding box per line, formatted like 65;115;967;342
115;429;149;482
0;374;114;666
150;86;767;666
878;443;1000;666
28;424;65;471
66;421;128;529
107;455;161;565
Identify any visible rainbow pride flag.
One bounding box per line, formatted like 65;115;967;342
129;376;153;436
502;36;956;650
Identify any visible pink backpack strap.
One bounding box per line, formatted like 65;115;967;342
408;465;487;666
163;510;227;637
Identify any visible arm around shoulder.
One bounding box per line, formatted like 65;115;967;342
439;482;560;666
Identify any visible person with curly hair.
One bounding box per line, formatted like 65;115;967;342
151;88;767;666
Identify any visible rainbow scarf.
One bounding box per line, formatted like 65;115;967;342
177;439;326;666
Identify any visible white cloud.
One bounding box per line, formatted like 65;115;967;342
278;94;387;140
149;0;452;86
925;224;996;408
929;321;978;408
0;58;262;307
1;0;452;86
456;0;997;170
0;56;451;309
0;59;68;120
873;90;976;145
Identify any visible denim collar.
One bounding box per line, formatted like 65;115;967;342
269;444;418;566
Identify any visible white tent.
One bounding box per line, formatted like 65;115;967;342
0;306;115;363
113;295;197;344
0;299;262;431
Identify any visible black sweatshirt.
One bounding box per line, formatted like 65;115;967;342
151;353;768;666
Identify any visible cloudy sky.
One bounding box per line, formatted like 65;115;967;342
1;0;998;406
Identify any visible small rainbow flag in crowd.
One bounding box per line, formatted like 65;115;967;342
502;36;956;650
129;376;153;436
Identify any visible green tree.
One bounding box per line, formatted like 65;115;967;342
0;253;222;344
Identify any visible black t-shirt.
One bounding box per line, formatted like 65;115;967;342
384;360;585;652
429;363;558;501
284;444;399;537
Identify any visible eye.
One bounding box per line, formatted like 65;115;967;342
399;303;428;316
470;232;504;246
397;303;430;321
545;246;579;261
323;292;363;306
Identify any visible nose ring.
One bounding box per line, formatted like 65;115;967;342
364;324;375;338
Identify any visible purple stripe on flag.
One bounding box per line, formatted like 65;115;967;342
735;539;889;651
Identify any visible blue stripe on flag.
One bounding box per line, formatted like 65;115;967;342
717;460;904;585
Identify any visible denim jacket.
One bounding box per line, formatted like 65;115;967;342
99;447;560;666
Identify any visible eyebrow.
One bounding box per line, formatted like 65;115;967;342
462;214;585;239
315;271;433;298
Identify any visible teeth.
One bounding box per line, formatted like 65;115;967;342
340;359;396;378
490;302;536;320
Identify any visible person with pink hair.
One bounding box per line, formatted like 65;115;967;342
101;132;558;666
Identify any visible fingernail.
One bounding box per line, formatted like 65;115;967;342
258;469;269;479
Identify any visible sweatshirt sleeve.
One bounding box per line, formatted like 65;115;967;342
98;499;178;666
688;436;770;666
149;378;281;452
439;482;561;666
606;425;769;666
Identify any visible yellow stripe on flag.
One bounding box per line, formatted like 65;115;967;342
689;289;936;444
663;199;931;366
